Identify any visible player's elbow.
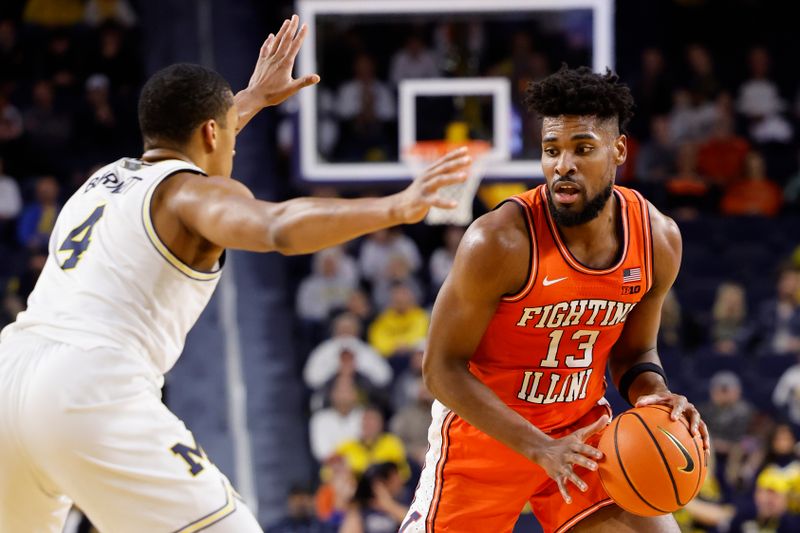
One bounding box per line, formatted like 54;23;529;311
265;217;307;255
267;222;294;255
254;201;302;255
421;352;451;399
421;353;438;395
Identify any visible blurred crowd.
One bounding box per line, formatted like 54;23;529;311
2;1;800;533
0;0;142;333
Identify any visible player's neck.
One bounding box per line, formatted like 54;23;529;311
141;147;201;168
557;193;620;250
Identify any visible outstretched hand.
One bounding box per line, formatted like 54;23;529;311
244;14;320;109
394;147;472;224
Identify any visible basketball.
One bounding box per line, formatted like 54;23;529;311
597;405;707;517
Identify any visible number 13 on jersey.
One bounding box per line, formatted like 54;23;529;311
516;329;599;405
57;205;106;270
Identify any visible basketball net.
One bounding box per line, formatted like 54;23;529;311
403;122;490;226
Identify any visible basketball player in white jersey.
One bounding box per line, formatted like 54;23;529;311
0;15;470;533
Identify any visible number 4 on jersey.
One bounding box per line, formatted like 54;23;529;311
58;205;106;270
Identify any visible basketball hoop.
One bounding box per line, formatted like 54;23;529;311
403;140;491;226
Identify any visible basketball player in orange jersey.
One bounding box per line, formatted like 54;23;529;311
400;66;711;533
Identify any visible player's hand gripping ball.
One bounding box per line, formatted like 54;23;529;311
597;405;707;516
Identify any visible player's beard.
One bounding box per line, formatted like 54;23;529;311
547;181;614;227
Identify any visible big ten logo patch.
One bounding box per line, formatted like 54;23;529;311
171;437;209;477
621;285;641;296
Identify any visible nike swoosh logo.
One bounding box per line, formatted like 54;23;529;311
542;276;568;287
658;426;695;474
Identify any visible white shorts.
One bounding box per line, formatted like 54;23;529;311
0;332;261;533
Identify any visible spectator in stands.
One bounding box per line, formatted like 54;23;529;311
75;73;120;160
309;374;365;463
334;54;396;161
23;79;72;160
296;246;359;324
685;43;721;106
278;88;339;159
0;280;23;330
390;349;433;468
391;341;425;412
489;32;549;157
741;266;800;357
665;142;713;217
700;372;754;481
752;423;800;483
723;410;776;495
627;47;674;140
342;288;375;336
37;30;82;88
335;406;410;481
17;174;59;249
0;248;47;326
15;248;48;300
304;312;392;396
84;0;138;28
737;46;794;146
269;484;335;533
0;248;47;330
429;225;465;294
742;92;794;146
668;88;718;145
0;19;25;82
359;229;421;285
315;454;357;529
711;281;748;354
371;255;424;311
0;157;21;241
23;0;84;28
634;115;676;184
368;283;429;359
696;113;750;187
659;288;684;350
773;355;800;425
432;21;484;78
684;466;800;532
389;34;439;85
721;151;783;217
737;47;780;118
89;22;143;94
340;462;408;533
0;94;23;146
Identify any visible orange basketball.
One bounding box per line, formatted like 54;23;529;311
597;404;707;516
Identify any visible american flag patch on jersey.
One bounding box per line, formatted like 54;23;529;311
623;267;642;283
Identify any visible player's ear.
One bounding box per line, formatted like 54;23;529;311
614;134;627;166
200;119;218;152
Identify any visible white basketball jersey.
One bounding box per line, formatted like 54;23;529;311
1;158;223;376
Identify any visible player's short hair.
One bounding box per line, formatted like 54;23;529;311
524;65;635;134
138;63;234;146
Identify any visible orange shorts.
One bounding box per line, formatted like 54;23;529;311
401;401;615;533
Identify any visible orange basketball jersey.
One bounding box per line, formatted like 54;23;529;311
471;184;654;432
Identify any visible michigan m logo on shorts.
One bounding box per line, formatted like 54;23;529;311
171;440;208;476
